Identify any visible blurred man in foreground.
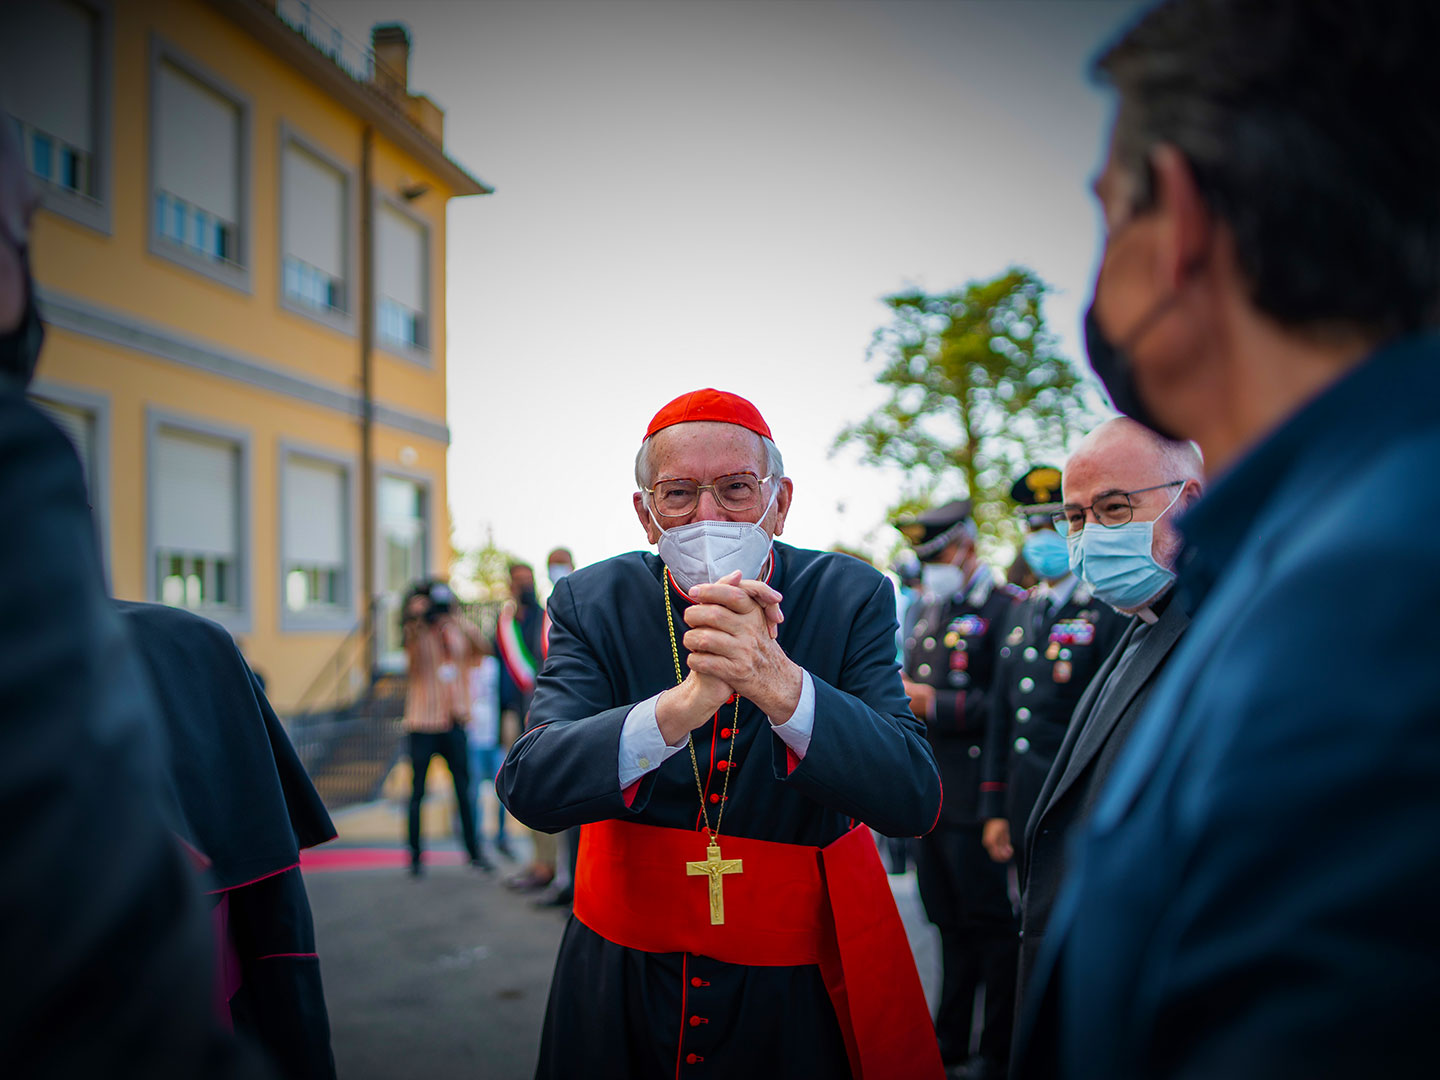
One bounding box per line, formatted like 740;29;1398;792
0;112;257;1075
1016;2;1440;1076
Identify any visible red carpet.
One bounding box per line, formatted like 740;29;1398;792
301;847;466;872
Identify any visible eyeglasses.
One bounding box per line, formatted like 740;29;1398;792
1052;481;1184;535
642;472;773;518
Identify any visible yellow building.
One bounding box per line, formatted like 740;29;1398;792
2;0;489;711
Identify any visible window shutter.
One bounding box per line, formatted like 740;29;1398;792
155;61;239;223
0;0;94;151
153;429;238;558
32;396;93;490
283;144;345;279
284;456;345;567
377;204;424;310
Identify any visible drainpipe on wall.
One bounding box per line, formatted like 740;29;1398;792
359;123;376;679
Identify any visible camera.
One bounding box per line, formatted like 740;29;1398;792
404;580;456;626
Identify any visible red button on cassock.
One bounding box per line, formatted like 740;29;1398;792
690;977;704;987
689;1015;708;1027
719;728;732;738
716;760;729;771
686;1053;701;1064
708;793;720;804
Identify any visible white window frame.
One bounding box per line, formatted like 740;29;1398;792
28;378;111;576
145;408;251;633
374;467;432;673
147;36;251;294
278;441;358;633
373;192;432;367
5;0;114;234
277;122;358;336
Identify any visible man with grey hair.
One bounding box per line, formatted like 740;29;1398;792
500;389;945;1079
1013;418;1201;1032
1016;1;1440;1076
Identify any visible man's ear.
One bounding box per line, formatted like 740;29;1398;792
633;491;661;545
1149;144;1212;289
770;477;794;538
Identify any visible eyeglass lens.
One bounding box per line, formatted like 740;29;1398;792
652;473;763;516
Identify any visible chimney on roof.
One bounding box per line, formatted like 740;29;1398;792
371;23;410;95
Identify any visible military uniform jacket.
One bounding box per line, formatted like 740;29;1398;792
979;581;1127;840
497;542;942;1080
903;571;1023;826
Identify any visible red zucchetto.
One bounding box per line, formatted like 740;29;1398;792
642;388;773;443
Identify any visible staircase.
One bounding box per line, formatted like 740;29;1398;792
283;613;407;812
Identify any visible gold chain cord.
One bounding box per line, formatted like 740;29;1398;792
663;574;741;840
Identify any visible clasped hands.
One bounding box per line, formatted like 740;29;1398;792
654;570;803;746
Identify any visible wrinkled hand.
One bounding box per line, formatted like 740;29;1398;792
682;570;801;724
655;668;735;746
901;675;934;720
982;818;1013;863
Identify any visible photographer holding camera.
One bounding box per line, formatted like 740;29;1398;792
401;579;493;876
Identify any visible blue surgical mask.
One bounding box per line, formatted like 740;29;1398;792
1067;484;1185;611
1022;529;1071;581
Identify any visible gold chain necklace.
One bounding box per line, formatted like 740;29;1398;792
663;576;742;839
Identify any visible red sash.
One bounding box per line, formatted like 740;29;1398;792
574;819;944;1080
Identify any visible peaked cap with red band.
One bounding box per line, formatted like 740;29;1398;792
642;388;773;443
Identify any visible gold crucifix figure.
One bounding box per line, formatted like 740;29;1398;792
686;841;744;925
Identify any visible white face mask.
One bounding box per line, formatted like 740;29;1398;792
548;564;572;584
920;561;965;599
650;485;778;595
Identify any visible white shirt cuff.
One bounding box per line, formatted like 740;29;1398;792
617;692;688;789
769;670;816;759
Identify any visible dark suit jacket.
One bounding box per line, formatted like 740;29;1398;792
1015;596;1188;1003
1014;333;1440;1079
117;602;338;1080
0;393;259;1077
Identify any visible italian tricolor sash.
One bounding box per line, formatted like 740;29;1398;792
496;603;549;694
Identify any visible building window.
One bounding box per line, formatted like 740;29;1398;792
282;453;349;616
377;474;427;666
153;54;245;274
281;140;348;317
31;395;97;495
376;202;428;353
152;426;242;613
0;1;100;200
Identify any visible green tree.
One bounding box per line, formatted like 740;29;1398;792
451;527;522;606
836;267;1097;556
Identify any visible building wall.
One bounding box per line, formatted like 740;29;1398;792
20;0;464;710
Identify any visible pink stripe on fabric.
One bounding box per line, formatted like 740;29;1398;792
255;952;319;960
204;861;300;896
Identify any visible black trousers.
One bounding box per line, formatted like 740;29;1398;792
407;727;479;865
917;824;1019;1067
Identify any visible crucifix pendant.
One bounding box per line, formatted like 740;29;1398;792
685;840;744;925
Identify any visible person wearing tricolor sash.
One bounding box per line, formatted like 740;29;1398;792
498;388;946;1080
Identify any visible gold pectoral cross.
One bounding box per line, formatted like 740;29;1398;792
686;841;744;925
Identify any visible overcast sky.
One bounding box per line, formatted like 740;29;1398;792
324;0;1144;584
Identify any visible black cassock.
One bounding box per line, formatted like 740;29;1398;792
118;601;339;1080
498;542;942;1080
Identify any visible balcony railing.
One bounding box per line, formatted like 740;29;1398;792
271;0;422;136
